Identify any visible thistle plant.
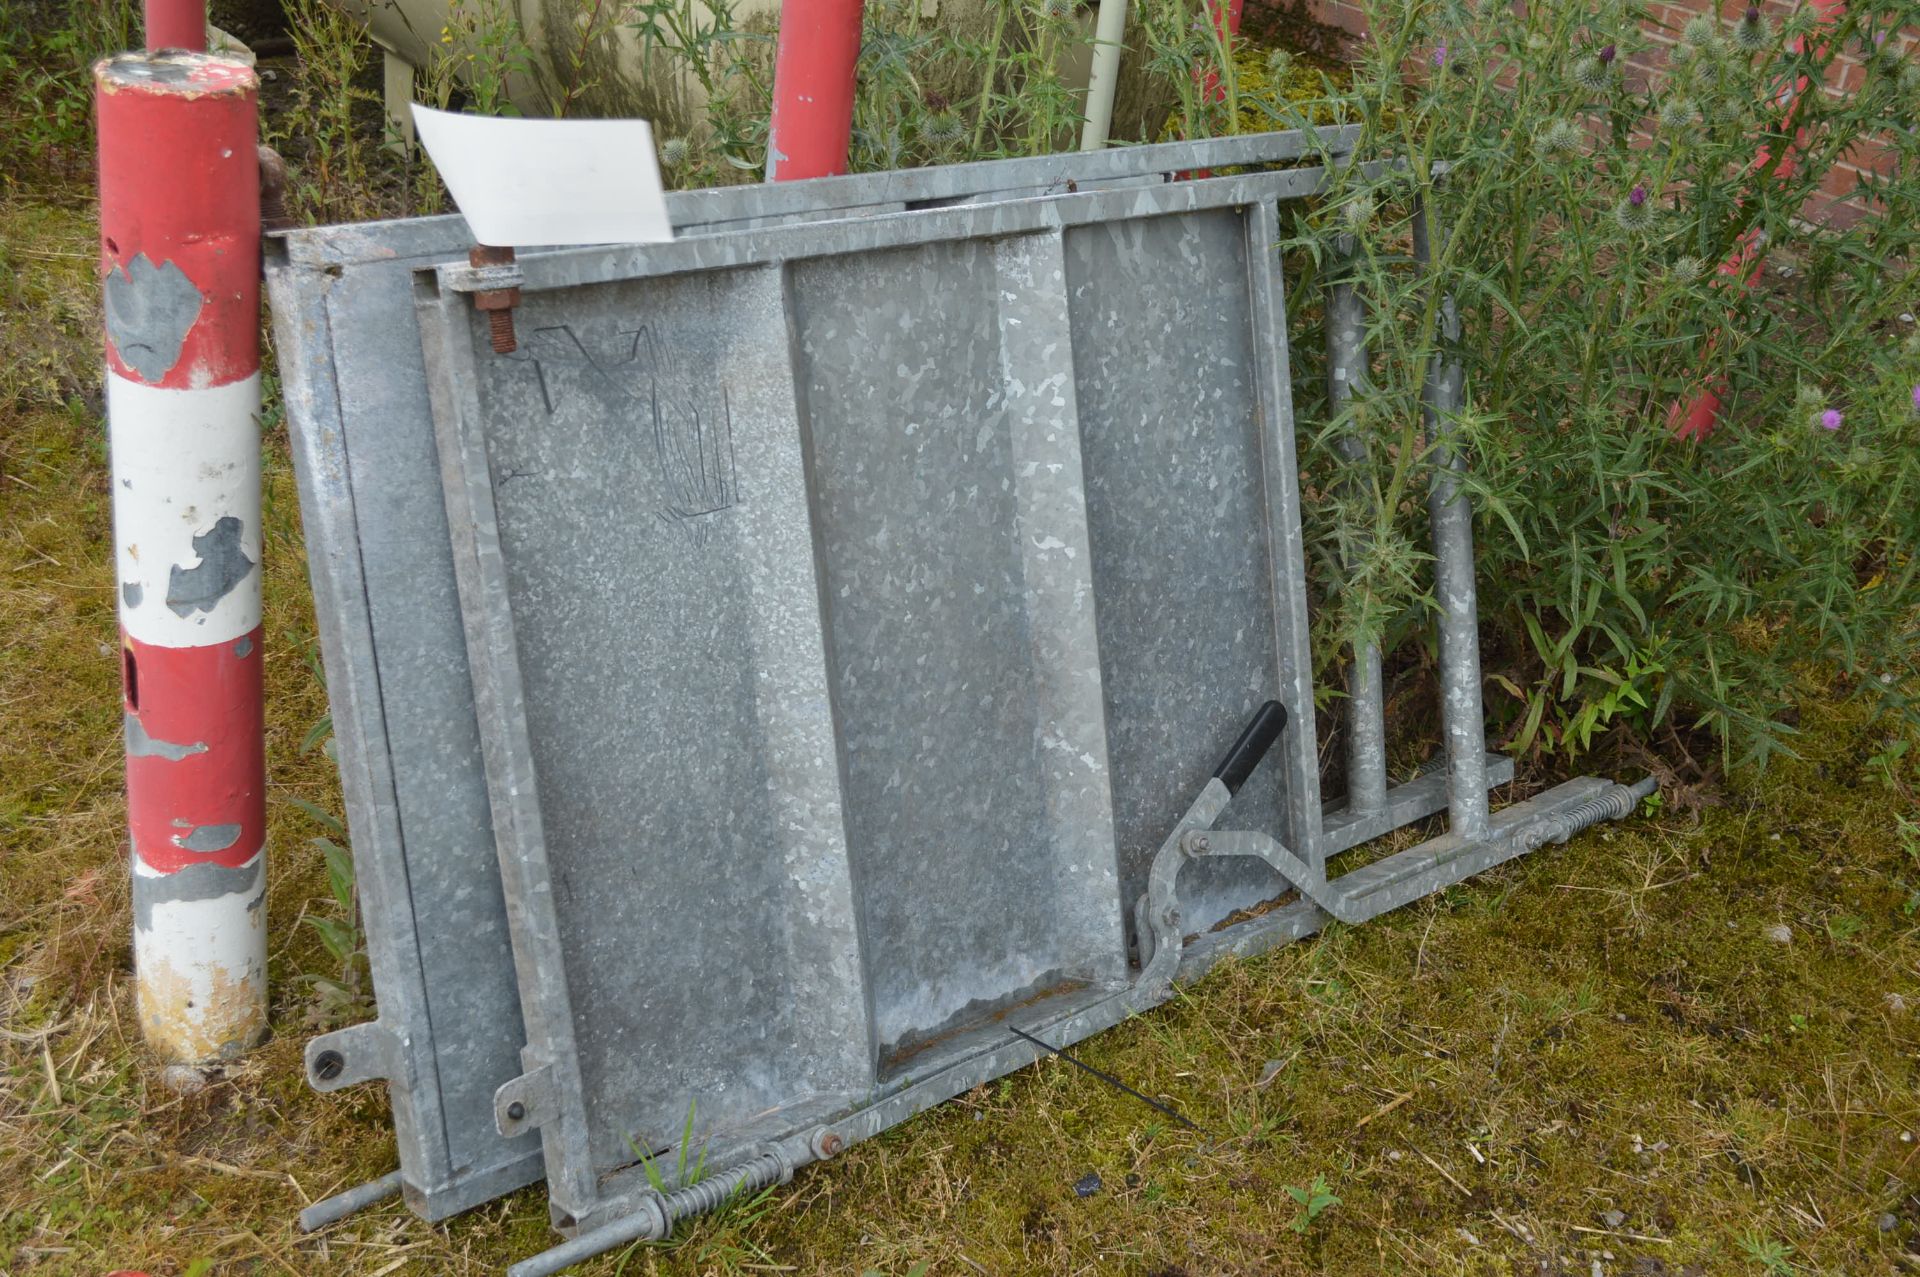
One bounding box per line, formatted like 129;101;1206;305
1274;0;1920;771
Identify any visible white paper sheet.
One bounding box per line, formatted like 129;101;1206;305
411;105;674;247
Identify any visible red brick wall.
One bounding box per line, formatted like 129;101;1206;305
1277;0;1913;224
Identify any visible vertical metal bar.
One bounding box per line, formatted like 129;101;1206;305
418;283;600;1215
766;0;866;180
1079;0;1130;151
382;49;417;152
1411;205;1491;841
271;265;459;1194
1325;234;1387;819
99;50;267;1064
995;231;1128;977
1245;199;1326;874
144;0;206;51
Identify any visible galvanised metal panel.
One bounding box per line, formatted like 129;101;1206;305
266;126;1360;1226
416;160;1347;1241
271;230;542;1223
789;235;1128;1060
278;131;1656;1276
1065;209;1302;940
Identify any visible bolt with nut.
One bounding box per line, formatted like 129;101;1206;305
467;243;521;354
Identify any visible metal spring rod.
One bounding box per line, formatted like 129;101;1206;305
1326;233;1388;818
507;1148;793;1277
1411;205;1491;841
1531;776;1658;845
296;1170;404;1232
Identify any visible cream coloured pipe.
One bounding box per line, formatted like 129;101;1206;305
1078;0;1129;150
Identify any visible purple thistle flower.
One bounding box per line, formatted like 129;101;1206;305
1745;4;1760;22
1820;408;1844;431
1910;383;1920;414
1433;41;1448;68
1629;184;1647;207
1598;43;1617;64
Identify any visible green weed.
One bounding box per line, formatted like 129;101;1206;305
1285;1172;1342;1232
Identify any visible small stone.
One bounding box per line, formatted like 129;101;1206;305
1457;1228;1481;1245
1879;1213;1899;1232
1072;1171;1101;1198
1764;923;1793;944
1886;993;1908;1014
1601;1209;1626;1228
1256;1059;1285;1087
1387;1149;1403;1161
159;1064;211;1096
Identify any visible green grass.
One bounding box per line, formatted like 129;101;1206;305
5;78;1920;1277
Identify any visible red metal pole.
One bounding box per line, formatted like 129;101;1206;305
1670;0;1846;439
97;49;267;1064
766;0;866;180
144;0;206;52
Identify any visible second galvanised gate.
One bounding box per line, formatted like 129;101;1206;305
269;127;1651;1276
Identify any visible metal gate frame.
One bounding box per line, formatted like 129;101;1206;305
410;145;1649;1276
272;126;1366;1228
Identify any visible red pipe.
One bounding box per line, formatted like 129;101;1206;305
766;0;866;180
1198;0;1246;105
144;0;206;52
1671;0;1846;439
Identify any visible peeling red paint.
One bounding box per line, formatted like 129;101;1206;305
123;626;265;875
96;54;259;390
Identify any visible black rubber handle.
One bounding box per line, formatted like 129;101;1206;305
1212;700;1287;797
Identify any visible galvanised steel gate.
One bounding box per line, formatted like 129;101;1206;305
268;128;1650;1276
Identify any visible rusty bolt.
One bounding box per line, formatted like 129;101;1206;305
468;244;521;354
814;1131;844;1158
1187;833;1211;855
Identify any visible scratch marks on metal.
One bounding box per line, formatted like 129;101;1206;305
501;323;739;530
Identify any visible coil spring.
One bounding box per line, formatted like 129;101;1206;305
660;1151;788;1225
1538;780;1650;845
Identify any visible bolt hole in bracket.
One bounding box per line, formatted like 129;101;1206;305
297;1023;407;1231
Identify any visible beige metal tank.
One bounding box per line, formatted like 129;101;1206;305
325;0;1163;158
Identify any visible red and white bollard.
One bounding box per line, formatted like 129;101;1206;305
97;49;268;1063
766;0;866;180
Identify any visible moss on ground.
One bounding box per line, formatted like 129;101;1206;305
5;156;1920;1277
